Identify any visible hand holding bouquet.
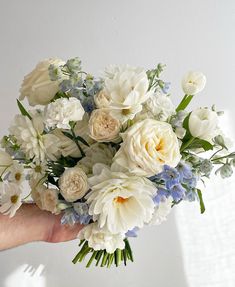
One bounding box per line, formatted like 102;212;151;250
0;57;234;268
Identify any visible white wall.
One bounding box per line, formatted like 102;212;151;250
0;1;234;286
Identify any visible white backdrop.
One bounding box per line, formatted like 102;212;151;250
0;1;235;286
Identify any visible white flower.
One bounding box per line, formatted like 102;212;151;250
78;143;115;175
78;222;125;253
20;58;64;106
52;113;92;158
89;109;121;142
104;65;151;123
0;150;13;176
44;97;85;129
87;164;156;234
182;71;206;95
8;162;24;184
59;166;88;202
31;183;59;214
9;114;60;162
94;89;111;108
28;160;47;182
139;93;175;121
149;197;173;225
0;182;22;217
112;119;181;177
189;108;219;141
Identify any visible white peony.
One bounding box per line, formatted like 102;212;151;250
104;65;151;123
89;109;121;142
149;197;173;225
0;182;22;218
20;58;64;106
9;114;60;162
94;89;111;108
112;119;181;177
0;150;13;176
59;166;88;202
182;71;206;95
78;143;115;175
87;164;156;234
189;108;219;141
78;222;125;253
44;97;85;129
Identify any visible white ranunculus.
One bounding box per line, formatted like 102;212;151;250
104;65;151;123
78;222;125;253
78;143;115;175
20;58;64;106
9;113;60;162
189;108;219;141
141;93;175;121
149;197;173;225
94;89;111;108
89;109;121;142
112;119;181;177
87;164;156;234
0;150;13;175
44;97;85;129
182;71;206;95
59;166;88;202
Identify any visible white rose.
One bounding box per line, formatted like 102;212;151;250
59;166;88;202
189;108;219;141
94;89;111;108
20;58;65;106
78;222;125;253
31;183;59;214
44;97;85;129
0;150;13;175
182;71;206;95
112;119;181;177
78;143;115;175
149;197;173;225
87;164;156;234
89;109;121;142
104;65;151;123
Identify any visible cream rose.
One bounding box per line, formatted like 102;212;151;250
59;166;88;202
20;58;64;106
112;119;181;177
94;89;111;108
89;109;121;142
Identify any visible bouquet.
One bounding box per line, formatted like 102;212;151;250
0;57;234;268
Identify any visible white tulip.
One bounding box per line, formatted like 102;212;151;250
189;108;219;141
182;71;206;95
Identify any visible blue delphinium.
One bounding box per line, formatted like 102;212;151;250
125;227;139;238
153;187;168;204
161;82;171;94
168;183;186;202
156;165;180;188
61;202;92;226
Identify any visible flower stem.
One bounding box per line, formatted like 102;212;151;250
180;137;195;152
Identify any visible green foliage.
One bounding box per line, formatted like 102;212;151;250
176;94;194;112
17;99;32;120
196;189;205;214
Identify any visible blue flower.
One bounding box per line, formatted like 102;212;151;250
184;189;198;202
157;165;180;188
153;187;169;204
176;161;193;181
161;82;171;94
125;227;139;238
61;202;92;226
168;183;186;202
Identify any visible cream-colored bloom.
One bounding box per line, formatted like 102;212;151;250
189;108;219;141
149;197;173;225
78;143;115;175
0;150;13;176
8;162;24;184
89;109;121;142
112;119;181;177
9;114;59;162
28;160;47;182
87;164;156;234
59;166;88;202
78;222;125;253
53;113;92;158
182;71;206;95
20;58;64;106
0;182;22;217
104;65;151;123
31;183;59;214
94;89;111;108
44;97;85;129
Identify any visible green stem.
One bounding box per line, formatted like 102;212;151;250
86;251;98;268
176;94;194;112
180;137;195;152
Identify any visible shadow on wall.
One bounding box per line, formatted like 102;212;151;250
0;211;189;287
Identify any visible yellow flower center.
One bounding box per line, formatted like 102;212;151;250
122;108;131;115
15;173;22;181
35;165;42;173
115;196;129;204
11;195;19;204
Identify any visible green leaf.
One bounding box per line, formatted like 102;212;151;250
17;99;32;120
62;131;74;141
76;135;90;147
196;189;206;214
176;95;194;112
190;139;213;151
